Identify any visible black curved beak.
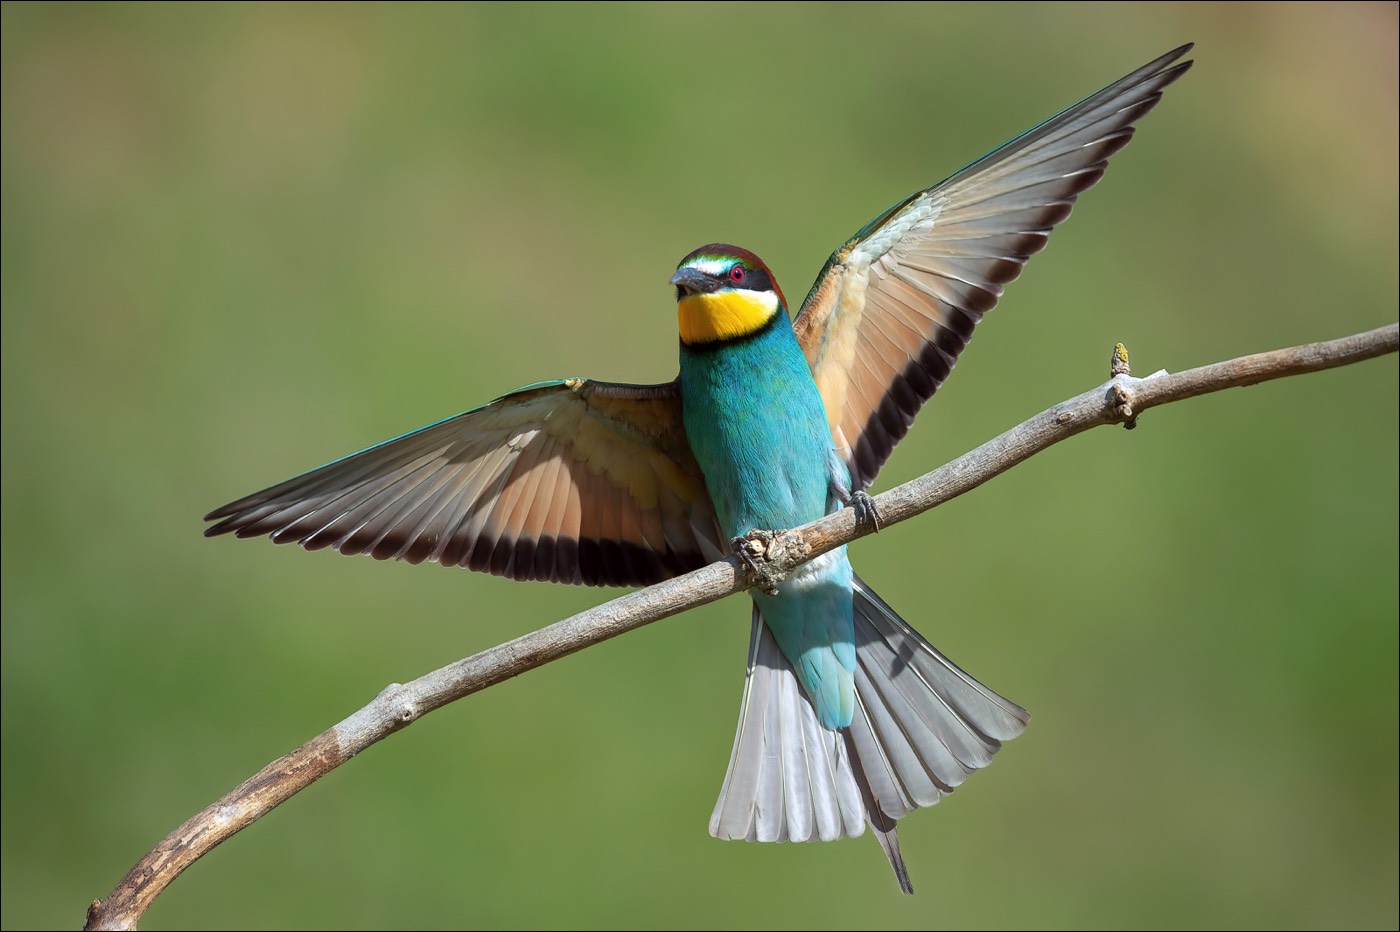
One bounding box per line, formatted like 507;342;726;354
670;267;721;298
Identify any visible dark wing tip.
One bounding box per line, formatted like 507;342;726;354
203;502;242;524
204;490;277;528
205;504;709;587
203;507;257;536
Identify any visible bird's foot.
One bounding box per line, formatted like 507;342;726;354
849;489;882;532
732;530;783;595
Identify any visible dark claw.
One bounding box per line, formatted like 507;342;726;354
730;534;763;574
731;531;780;595
850;490;881;531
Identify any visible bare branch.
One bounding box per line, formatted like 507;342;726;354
85;322;1398;931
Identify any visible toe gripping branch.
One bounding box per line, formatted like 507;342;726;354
731;530;782;596
730;486;881;596
848;489;881;531
827;448;881;532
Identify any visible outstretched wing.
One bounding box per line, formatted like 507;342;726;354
793;45;1193;490
205;379;723;587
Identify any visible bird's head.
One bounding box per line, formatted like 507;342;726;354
671;244;789;347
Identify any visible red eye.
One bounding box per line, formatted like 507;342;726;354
729;265;745;283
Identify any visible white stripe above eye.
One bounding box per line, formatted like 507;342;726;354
681;257;735;276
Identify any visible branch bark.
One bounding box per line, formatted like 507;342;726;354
85;322;1398;931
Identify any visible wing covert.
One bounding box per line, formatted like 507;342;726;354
793;45;1193;490
204;379;723;587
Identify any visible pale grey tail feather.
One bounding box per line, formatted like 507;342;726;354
842;724;914;893
709;575;1029;893
708;605;867;844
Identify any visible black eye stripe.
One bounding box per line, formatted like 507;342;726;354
727;265;772;293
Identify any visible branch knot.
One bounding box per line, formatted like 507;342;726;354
1109;381;1139;429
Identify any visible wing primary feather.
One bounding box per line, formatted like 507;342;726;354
486;434;548;577
792;46;1192;490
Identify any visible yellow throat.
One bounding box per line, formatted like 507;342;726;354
677;290;779;345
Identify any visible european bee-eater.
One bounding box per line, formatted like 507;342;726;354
206;45;1192;892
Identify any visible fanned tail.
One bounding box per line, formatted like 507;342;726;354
709;575;1029;893
708;605;867;845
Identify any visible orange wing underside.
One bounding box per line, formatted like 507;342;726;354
794;46;1193;490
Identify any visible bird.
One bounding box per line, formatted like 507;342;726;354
205;45;1193;893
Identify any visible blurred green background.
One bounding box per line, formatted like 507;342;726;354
3;3;1396;929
